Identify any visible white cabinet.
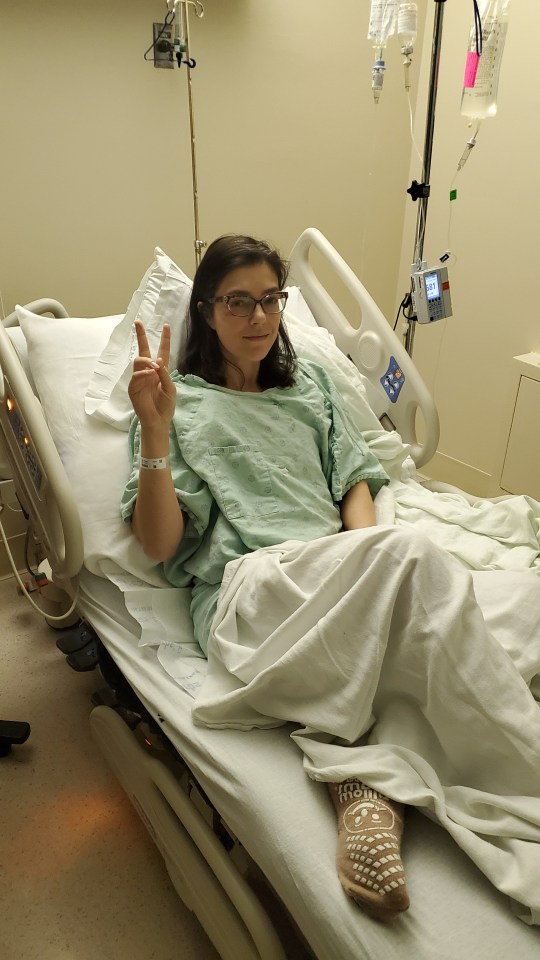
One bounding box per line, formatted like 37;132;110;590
500;354;540;500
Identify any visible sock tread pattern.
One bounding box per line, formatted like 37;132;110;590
328;779;410;921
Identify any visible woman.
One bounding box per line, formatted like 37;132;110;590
123;235;540;925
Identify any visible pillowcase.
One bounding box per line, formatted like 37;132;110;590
15;305;170;586
85;247;192;431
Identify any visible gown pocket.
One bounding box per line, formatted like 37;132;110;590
208;444;279;520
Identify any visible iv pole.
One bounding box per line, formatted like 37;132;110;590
173;0;206;268
404;0;447;357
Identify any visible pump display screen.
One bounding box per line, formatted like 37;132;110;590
425;273;440;301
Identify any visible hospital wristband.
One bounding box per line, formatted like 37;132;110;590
140;456;170;470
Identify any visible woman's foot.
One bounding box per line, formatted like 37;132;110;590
328;779;410;922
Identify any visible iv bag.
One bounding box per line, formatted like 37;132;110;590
368;0;398;46
398;3;417;54
461;0;511;120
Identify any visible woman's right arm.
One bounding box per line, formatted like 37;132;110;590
128;320;185;561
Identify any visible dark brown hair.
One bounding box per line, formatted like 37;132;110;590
178;235;296;388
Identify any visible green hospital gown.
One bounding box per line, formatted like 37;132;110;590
121;358;389;654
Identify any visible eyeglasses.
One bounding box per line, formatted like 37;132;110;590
204;291;288;318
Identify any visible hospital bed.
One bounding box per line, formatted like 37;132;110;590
1;228;539;960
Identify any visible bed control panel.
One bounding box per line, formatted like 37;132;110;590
380;357;405;404
4;389;44;495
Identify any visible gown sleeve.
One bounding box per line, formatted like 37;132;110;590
301;360;390;501
120;415;214;577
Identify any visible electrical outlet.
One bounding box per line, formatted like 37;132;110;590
153;22;174;69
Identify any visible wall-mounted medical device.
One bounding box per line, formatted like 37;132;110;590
410;262;452;324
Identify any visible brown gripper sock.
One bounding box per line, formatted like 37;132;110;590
328;779;410;922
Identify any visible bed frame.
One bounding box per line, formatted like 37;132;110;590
0;229;448;959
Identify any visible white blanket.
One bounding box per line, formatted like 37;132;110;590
392;480;540;573
192;525;540;926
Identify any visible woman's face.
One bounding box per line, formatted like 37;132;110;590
207;261;283;379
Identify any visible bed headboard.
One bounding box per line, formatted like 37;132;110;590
288;228;439;468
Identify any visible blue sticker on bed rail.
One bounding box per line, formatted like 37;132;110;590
380;357;405;403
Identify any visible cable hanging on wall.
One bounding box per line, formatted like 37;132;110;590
145;1;206;268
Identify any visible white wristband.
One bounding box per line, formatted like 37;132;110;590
140;456;170;471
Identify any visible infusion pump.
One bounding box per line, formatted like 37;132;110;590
411;262;453;324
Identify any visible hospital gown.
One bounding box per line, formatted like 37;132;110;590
121;358;389;654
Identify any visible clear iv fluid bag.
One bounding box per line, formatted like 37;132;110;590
368;0;398;46
461;0;511;120
398;3;417;53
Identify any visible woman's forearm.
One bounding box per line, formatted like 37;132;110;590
340;479;376;530
131;425;185;560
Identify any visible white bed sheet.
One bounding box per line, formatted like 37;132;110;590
78;568;540;960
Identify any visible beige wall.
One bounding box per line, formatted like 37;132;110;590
399;2;540;495
0;0;423;324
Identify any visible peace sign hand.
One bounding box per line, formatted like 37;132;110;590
128;320;177;430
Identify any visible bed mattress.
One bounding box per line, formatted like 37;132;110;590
78;568;540;960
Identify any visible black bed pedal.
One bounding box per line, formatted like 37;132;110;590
66;636;99;672
0;720;31;757
56;621;93;655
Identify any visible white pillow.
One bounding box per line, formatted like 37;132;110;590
15;305;169;586
283;285;318;327
282;311;381;432
85;247;192;431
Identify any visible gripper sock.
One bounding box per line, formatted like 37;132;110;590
328;779;410;922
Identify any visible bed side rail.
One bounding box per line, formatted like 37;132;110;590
3;299;69;328
288;228;439;467
0;314;83;581
91;705;288;960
